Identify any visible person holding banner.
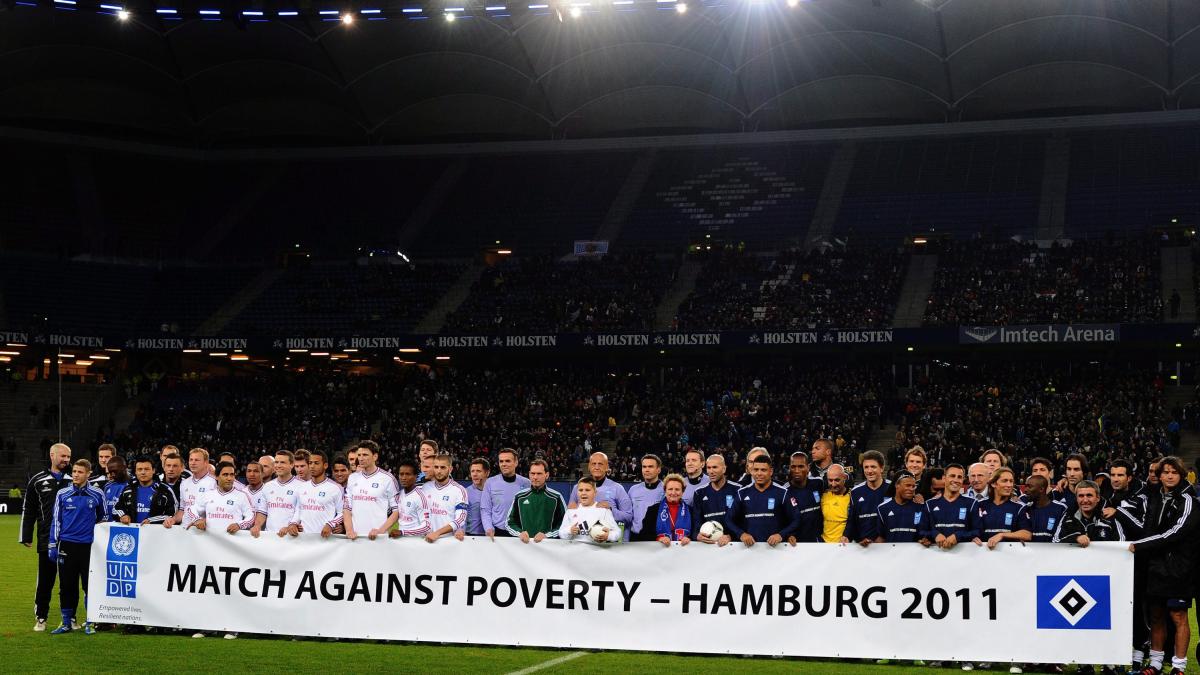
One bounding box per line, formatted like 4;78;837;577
506;459;566;543
114;456;177;525
420;453;468;542
654;474;692;546
183;462;256;535
1128;456;1197;675
390;461;432;540
692;454;738;545
101;456;129;521
784;451;823;545
481;448;530;539
258;450;300;537
48;459;106;635
680;449;709;506
845;451;890;546
164;448;216;529
560;477;620;544
728;453;795;547
923;463;974;549
293;450;343;538
628;454;664;538
821;464;852;543
1023;475;1068;543
568;452;633;536
343;440;400;541
1053;480;1125;545
875;473;926;544
463;457;489;537
969;468;1031;550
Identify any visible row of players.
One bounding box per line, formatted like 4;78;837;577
21;439;1195;675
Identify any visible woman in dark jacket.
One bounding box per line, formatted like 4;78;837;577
1129;456;1198;675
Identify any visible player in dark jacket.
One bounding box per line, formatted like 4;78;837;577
18;443;72;631
1129;457;1198;675
1053;480;1126;544
113;457;178;525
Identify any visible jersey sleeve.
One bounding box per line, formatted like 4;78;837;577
49;490;65;549
545;491;567;538
505;493;523;536
239;494;256;529
726;491;747;539
480;481;495;532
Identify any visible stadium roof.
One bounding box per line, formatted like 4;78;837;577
3;0;1199;147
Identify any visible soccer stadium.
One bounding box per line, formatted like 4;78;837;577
5;0;1200;672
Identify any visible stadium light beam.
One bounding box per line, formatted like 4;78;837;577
342;12;354;23
569;5;581;17
675;2;686;12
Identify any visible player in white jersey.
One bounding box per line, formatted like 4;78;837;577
419;454;468;542
389;463;432;540
164;448;217;529
293;451;344;538
559;477;621;544
257;450;300;536
184;463;256;533
216;452;248;493
344;440;399;540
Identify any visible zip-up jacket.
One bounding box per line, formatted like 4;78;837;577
50;484;107;548
19;469;69;552
114;481;178;524
1131;483;1199;598
505;485;567;537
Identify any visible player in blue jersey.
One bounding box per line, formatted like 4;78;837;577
876;473;926;543
923;463;976;549
727;454;795;547
844;450;890;546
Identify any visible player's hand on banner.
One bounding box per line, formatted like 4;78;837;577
533;532;546;543
740;533;755;547
519;531;531;543
717;534;731;547
192;519;207;531
321;524;333;538
766;534;782;547
486;528;495;540
226;523;240;534
454;530;465;541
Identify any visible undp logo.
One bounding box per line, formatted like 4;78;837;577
106;526;140;599
1036;576;1110;629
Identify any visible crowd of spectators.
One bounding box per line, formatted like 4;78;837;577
100;363;887;481
675;246;905;330
887;362;1177;479
444;253;672;334
923;238;1162;326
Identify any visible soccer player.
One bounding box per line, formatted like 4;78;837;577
389;475;431;540
560;477;621;544
969;467;1032;550
1052;453;1087;512
420;453;468;542
482;448;530;539
293;449;311;482
784;451;823;544
114;457;177;525
88;443;116;490
1129;457;1196;675
184;461;256;533
568;452;633;536
343;440;399;540
157;445;191;481
258;450;300;537
463;458;489;537
163;448;217;529
809;438;834;479
980;449;1006;473
735;446;770;487
258;454;275;478
48;459;106;635
821;464;851;543
876;473;925;543
845;450;890;547
1105;459;1151;672
692;453;739;545
903;447;927;489
653;474;692;546
21;443;70;632
1053;480;1125;545
159;451;185;502
628;454;664;538
1023;475;1067;543
506;459;566;543
243;460;266;528
681;449;709;506
294;450;343;538
923;464;974;549
101;456;129;521
728;453;795;547
331;455;351;489
965;462;990;500
417;439;438;483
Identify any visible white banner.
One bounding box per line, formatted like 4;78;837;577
89;523;1131;664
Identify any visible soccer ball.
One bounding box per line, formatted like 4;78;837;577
699;520;724;539
588;522;609;541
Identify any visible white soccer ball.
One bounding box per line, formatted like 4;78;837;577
699;520;724;539
588;522;609;540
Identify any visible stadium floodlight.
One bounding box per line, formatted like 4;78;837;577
786;0;798;6
182;349;201;353
278;9;298;15
199;9;220;15
242;9;263;15
360;8;381;13
444;10;455;20
155;8;176;13
341;12;354;23
569;6;581;17
0;351;19;356
485;5;504;9
675;1;686;10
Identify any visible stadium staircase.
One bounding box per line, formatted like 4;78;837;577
592;150;658;244
0;381;118;489
1160;246;1196;323
805;141;857;245
1035;135;1070;240
865;423;899;459
1164;387;1200;469
653;257;702;331
397;159;469;249
891;254;938;327
194;267;285;336
413;263;487;334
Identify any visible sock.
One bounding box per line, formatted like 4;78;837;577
1149;649;1164;669
1171;656;1187;671
1134;649;1145;664
60;608;75;626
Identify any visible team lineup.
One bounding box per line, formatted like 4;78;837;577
17;437;1195;674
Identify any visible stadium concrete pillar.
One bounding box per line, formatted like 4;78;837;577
805;141;857;245
1035;135;1070;240
397;159;468;250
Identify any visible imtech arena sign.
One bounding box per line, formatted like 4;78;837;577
959;325;1119;345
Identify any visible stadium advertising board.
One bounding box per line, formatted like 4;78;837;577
89;523;1130;663
958;324;1120;345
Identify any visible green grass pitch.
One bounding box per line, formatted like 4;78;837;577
0;517;1193;673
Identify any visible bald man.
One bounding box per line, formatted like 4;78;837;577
693;453;740;545
568;453;634;536
21;443;72;631
258;455;275;479
821;464;852;543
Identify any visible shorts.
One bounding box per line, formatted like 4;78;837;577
1149;596;1191;609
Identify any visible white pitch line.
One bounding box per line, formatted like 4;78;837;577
505;650;586;675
